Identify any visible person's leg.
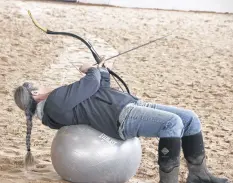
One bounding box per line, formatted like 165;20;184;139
135;100;201;136
182;133;229;183
118;102;183;183
135;100;230;183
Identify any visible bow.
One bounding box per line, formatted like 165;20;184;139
28;10;174;94
28;10;130;93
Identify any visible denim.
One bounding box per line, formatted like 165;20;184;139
118;100;201;140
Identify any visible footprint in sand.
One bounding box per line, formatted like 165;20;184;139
0;147;21;157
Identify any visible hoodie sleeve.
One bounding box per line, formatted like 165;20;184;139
50;67;101;110
99;67;110;87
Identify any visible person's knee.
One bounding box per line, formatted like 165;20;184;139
159;114;184;138
184;110;202;136
185;110;199;120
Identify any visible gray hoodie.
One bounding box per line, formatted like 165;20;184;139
41;67;138;140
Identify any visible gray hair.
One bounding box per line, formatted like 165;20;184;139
14;82;37;169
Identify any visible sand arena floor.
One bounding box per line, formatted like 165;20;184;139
0;0;233;182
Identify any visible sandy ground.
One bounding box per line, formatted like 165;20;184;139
0;0;233;182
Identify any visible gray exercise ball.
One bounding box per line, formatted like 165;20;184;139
51;125;142;183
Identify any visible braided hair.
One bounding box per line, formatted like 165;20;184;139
14;82;37;169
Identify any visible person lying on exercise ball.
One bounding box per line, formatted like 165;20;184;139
14;61;230;183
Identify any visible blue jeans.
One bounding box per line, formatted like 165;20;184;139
118;100;201;140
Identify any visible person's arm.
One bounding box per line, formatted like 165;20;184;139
99;67;110;87
52;67;101;110
68;66;100;100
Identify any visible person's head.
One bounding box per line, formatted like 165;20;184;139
13;82;52;168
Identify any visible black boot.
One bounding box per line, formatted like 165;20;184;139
158;137;181;183
182;132;230;183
